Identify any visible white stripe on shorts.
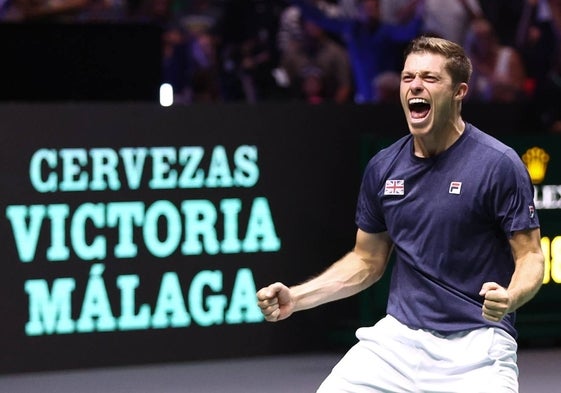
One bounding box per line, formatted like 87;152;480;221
317;314;518;393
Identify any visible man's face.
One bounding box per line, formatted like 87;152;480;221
400;52;460;136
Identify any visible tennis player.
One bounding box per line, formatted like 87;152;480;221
257;35;544;392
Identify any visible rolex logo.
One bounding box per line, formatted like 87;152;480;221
522;147;550;184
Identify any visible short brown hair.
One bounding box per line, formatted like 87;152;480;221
404;36;472;85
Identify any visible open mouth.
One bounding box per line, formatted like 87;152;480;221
408;98;431;120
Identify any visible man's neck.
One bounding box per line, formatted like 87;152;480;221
413;119;466;158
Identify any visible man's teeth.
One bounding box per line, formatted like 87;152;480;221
408;98;429;105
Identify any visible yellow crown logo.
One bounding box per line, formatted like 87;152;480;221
522;147;550;184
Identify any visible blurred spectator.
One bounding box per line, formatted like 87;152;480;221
306;0;361;19
372;71;401;104
277;4;304;55
379;0;421;25
220;0;283;102
299;65;325;104
130;0;175;24
3;0;132;21
178;0;223;36
535;45;561;133
280;17;352;103
188;31;221;102
464;18;528;103
421;0;483;44
0;0;22;20
159;0;226;103
277;0;359;63
478;0;526;47
219;30;277;102
290;0;422;103
163;28;221;103
288;0;415;23
515;0;560;97
78;0;126;21
162;26;183;70
551;0;561;38
5;0;90;21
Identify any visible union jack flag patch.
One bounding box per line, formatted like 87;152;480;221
384;179;404;195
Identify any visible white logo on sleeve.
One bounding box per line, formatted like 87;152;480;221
449;181;462;195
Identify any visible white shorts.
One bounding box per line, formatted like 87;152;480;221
317;315;518;393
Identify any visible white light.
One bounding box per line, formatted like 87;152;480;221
159;83;174;107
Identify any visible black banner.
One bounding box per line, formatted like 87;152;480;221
0;103;559;374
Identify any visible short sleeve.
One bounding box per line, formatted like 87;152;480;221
355;159;387;233
491;149;540;236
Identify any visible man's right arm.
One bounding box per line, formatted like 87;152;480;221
257;229;393;322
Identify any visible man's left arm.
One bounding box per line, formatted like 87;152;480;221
479;228;545;322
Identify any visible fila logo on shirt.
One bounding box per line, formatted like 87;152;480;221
384;179;404;195
449;181;462;195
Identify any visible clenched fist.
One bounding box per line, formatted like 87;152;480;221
256;282;295;322
479;282;511;322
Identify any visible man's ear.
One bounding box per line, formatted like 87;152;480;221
454;82;469;101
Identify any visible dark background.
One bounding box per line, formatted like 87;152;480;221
0;24;162;101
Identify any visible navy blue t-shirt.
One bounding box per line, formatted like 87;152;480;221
356;123;539;338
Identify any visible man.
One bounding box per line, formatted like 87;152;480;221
257;36;544;392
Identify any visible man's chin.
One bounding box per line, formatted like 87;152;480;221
407;119;431;134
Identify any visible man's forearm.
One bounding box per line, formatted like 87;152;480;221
507;251;544;313
290;252;384;312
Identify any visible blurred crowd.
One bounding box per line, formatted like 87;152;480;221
1;0;560;132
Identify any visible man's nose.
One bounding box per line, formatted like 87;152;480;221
410;75;424;92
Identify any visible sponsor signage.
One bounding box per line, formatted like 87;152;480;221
0;104;362;373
